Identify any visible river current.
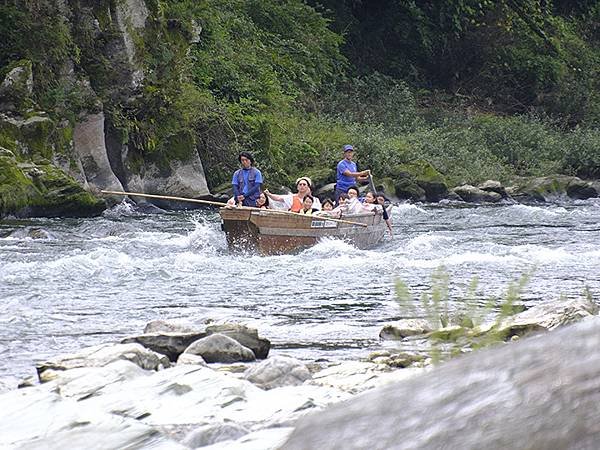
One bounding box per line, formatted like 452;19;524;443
1;200;600;392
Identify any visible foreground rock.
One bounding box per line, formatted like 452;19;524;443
244;356;312;389
0;386;183;449
283;318;600;449
1;358;351;448
123;321;271;362
36;343;170;382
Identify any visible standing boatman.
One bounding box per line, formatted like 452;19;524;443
334;144;370;203
232;151;263;207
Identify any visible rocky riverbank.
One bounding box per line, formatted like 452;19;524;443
1;295;596;449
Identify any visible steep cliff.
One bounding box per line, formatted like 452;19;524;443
0;0;210;218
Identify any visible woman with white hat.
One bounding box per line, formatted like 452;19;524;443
264;176;321;212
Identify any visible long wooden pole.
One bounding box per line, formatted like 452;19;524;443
101;190;228;207
100;190;368;227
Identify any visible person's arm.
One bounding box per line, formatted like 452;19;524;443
232;172;243;203
264;190;284;202
342;168;370;178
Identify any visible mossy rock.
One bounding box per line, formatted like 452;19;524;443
394;178;426;202
0;153;105;218
391;159;448;202
374;177;396;199
0;61;34;113
0;115;55;159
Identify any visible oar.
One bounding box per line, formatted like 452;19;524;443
368;171;377;194
100;190;368;227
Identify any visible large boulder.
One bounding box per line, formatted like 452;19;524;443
0;149;105;219
206;323;271;359
184;333;256;363
121;332;207;362
72;113;124;195
508;175;598;203
452;184;503;203
283;318;600;450
493;296;598;339
392;160;448;202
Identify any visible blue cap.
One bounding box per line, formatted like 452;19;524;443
343;144;354;152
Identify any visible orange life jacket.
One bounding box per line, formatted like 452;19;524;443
290;195;303;212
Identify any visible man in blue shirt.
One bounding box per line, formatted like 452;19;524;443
335;144;370;202
232;151;263;207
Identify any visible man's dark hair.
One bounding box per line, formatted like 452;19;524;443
238;151;255;165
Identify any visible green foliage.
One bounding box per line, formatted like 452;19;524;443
394;267;534;363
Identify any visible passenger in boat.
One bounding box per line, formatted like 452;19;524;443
232;151;263;207
335;144;371;203
316;197;342;218
376;192;393;235
297;195;318;215
256;191;269;209
346;185;368;214
264;176;322;212
321;198;334;211
325;193;348;218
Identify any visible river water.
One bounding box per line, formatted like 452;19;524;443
1;200;600;392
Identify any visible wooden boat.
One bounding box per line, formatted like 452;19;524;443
219;207;390;255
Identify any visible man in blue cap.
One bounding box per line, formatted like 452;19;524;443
335;144;370;203
232;151;263;207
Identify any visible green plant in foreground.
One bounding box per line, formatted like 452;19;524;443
395;267;535;364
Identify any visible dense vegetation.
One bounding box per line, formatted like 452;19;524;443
1;0;599;193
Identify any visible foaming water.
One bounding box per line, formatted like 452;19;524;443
1;201;600;389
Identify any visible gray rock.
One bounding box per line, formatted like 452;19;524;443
452;184;502;203
245;356;311;389
121;331;207;361
125;153;210;208
184;333;256;363
73;112;124;194
176;353;207;366
0;387;183;450
144;319;198;334
379;319;433;340
478;179;508;198
206;323;271;359
0;62;33;112
283;318;600;450
36;343;170;382
182;422;250;448
495;296;598;339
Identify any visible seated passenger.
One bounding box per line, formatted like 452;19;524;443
346;186;370;214
315;198;337;217
376;192;393;235
326;193;349;218
256;191;269;209
297;195;317;215
321;198;334;211
264;176;321;212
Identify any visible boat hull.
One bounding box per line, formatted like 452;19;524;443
219;208;388;255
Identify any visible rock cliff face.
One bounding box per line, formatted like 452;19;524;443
0;0;209;219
